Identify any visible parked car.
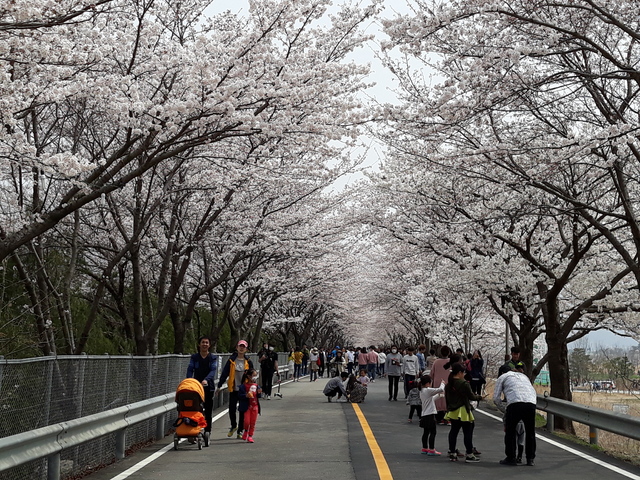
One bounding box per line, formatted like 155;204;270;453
592;381;616;391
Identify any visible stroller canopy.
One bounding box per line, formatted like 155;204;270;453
176;378;205;402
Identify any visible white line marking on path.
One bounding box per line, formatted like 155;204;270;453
110;409;228;480
109;378;298;480
475;408;640;480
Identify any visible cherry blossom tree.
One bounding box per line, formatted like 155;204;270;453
0;0;382;356
376;0;640;428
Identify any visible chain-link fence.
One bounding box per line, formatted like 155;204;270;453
0;352;280;480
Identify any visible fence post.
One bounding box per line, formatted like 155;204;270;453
589;426;598;445
547;412;554;431
47;453;60;480
156;413;166;440
115;429;126;460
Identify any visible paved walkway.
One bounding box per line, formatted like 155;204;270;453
89;376;640;480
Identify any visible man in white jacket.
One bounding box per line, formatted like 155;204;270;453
402;346;420;398
493;361;537;467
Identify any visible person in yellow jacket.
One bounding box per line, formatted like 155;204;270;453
217;340;254;439
293;346;304;381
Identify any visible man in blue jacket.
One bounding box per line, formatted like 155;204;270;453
186;336;218;437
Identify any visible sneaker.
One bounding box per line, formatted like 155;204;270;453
327;396;332;402
465;454;480;463
448;451;458;462
472;447;482;455
516;457;522;464
499;458;518;466
247;436;254;443
371;379;375;382
389;396;392;401
408;419;412;423
421;448;429;454
237;431;243;439
242;431;249;441
227;427;237;437
427;449;441;456
526;459;535;466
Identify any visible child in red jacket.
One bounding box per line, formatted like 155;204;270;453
238;368;261;443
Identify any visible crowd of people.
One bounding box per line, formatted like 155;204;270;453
185;338;537;467
321;344;536;466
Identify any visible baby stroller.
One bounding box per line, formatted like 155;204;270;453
173;378;208;450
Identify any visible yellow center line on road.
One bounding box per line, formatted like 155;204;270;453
351;403;394;480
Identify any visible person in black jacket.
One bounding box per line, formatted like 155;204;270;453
186;336;218;436
258;343;278;399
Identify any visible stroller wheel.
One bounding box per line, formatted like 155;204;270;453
173;439;178;450
204;431;210;447
197;437;202;450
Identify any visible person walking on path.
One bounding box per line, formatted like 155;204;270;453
330;350;346;377
217;340;254;439
366;345;379;381
287;350;295;380
385;345;403;401
346;347;355;375
357;347;368;374
301;345;310;376
186;335;218;436
406;379;422;423
318;348;327;378
430;345;452;423
468;350;485;395
426;348;438;374
417;344;427;375
323;372;349;401
238;368;261;443
402;346;420;398
493;361;537;466
419;374;445;455
309;347;320;382
258;343;278;400
293;346;303;381
444;363;483;463
377;349;387;377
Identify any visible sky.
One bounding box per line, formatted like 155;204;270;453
204;0;413;188
583;330;639;350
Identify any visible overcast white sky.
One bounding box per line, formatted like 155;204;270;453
204;0;416;187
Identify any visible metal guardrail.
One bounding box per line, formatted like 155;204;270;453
536;394;640;445
0;365;291;480
0;394;174;480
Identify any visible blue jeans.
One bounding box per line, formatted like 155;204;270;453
367;364;377;380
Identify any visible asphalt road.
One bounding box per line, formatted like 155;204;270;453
88;376;640;480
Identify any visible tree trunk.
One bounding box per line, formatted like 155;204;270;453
171;300;185;354
546;332;574;432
